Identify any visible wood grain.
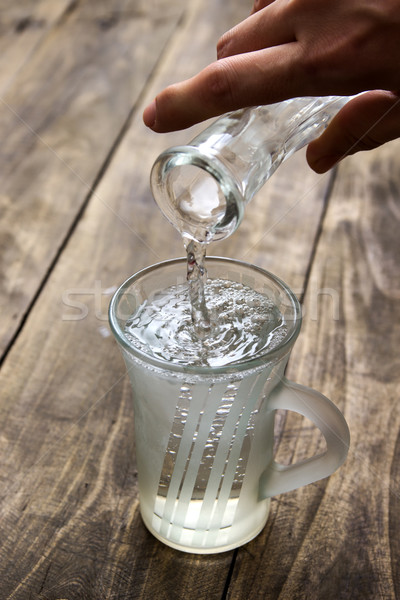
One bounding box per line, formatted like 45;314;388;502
0;0;338;597
226;143;400;599
1;0;399;598
0;1;73;92
0;0;184;357
0;1;246;598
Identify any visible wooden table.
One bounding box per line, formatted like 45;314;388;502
1;1;399;598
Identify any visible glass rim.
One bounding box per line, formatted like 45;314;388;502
150;145;245;242
108;257;302;376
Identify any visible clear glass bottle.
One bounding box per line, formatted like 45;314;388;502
150;96;351;243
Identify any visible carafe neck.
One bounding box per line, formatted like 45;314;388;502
150;96;351;243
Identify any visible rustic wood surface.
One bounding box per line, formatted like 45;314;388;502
0;0;399;598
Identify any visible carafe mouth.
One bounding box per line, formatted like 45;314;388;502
150;146;245;243
108;257;302;377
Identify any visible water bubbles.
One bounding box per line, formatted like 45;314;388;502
252;313;267;325
124;277;287;367
226;383;238;392
245;297;258;308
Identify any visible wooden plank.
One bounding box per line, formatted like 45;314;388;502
213;147;332;293
0;1;248;598
0;0;184;357
0;0;73;92
226;141;400;599
0;1;346;599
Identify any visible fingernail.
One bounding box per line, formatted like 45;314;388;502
310;154;342;174
143;100;157;129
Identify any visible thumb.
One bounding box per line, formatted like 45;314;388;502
306;91;400;173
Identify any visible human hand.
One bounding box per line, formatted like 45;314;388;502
143;0;400;172
306;90;400;172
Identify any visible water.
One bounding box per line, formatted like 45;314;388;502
123;247;288;551
133;365;276;552
124;253;287;368
185;239;211;338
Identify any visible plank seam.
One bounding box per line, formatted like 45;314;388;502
221;548;239;600
299;167;338;304
0;7;191;370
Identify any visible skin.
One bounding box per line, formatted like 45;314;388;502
143;0;400;173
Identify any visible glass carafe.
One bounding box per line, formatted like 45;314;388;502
150;96;351;243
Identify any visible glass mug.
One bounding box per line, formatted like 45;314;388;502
109;257;350;554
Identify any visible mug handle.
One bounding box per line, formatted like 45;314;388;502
260;377;350;498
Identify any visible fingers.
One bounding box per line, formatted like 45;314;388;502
143;44;303;132
218;2;295;59
144;0;400;135
251;0;277;15
143;0;298;132
306;91;400;173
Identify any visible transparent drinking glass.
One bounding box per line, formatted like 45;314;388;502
109;257;350;554
150;96;351;243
